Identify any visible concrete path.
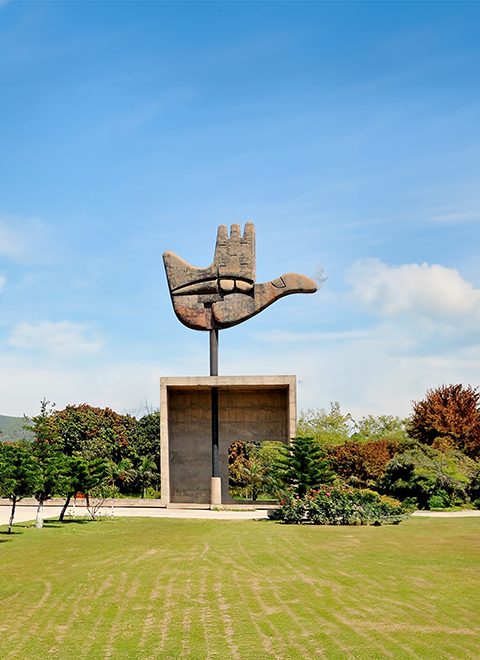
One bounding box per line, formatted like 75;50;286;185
1;503;479;526
0;503;270;525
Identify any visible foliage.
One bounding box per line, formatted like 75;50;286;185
57;456;110;521
296;402;354;445
228;441;283;501
381;444;477;509
45;403;139;463
352;414;409;444
327;438;399;488
0;442;42;533
135;410;161;493
277;485;408;525
27;402;161;499
408;384;480;458
136;456;158;499
28;400;70;528
275;436;334;497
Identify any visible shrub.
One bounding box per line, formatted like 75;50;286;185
277;491;307;524
277;485;408;525
328;438;398;488
381;445;476;509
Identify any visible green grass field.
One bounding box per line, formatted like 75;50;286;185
1;517;479;659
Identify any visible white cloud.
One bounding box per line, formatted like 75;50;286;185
0;275;5;291
0;216;54;263
8;321;103;356
430;209;480;224
347;259;480;326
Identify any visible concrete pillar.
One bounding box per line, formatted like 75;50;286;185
210;477;222;507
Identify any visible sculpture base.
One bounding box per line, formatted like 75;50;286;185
210;477;222;507
160;375;296;506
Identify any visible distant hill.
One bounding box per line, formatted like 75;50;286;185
0;414;34;442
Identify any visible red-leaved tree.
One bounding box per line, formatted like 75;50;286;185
408;384;480;459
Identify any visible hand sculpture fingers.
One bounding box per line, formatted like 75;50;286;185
213;222;255;284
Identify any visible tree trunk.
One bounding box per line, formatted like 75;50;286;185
35;498;44;529
8;496;17;534
59;494;71;522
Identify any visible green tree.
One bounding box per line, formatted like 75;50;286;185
28;400;69;529
352;415;409;444
0;443;41;533
106;458;136;494
275;436;334;497
58;456;109;522
408;384;480;458
297;402;354;445
134;410;161;494
381;445;477;509
136;456;158;499
48;404;139;464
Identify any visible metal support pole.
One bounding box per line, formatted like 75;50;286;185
210;329;220;481
209;328;218;376
211;387;219;478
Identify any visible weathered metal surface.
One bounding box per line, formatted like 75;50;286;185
163;223;317;330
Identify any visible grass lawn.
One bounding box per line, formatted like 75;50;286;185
0;517;479;659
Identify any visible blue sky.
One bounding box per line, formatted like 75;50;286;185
0;0;479;419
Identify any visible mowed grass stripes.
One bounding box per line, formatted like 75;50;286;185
0;517;479;659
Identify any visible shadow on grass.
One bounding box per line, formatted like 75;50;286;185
44;518;91;528
1;518;94;536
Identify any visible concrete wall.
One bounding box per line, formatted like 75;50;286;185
160;376;296;505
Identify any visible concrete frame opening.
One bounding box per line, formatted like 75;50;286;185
160;376;296;507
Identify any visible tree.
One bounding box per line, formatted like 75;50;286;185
28;401;69;529
136;456;158;499
0;443;41;533
134;410;161;494
352;415;409;444
57;456;109;522
228;441;284;501
297;403;354;445
328;439;398;488
105;458;136;494
408;384;480;458
48;404;139;464
275;436;333;497
381;445;477;509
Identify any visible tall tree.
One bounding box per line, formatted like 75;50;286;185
408;384;480;458
275;436;333;497
57;456;109;522
28;400;69;528
0;443;41;533
297;403;354;445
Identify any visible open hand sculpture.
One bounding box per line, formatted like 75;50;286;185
163;222;317;331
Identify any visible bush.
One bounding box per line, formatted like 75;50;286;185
381;445;476;509
277;485;408;525
428;493;448;510
328;438;399;488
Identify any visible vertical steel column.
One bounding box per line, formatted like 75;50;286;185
210;329;219;478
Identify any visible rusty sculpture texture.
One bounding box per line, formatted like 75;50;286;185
163;222;317;331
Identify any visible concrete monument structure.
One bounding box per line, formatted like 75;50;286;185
160;376;295;506
162;223;317;506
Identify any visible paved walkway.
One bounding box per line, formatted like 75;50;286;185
1;502;480;526
0;503;271;525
